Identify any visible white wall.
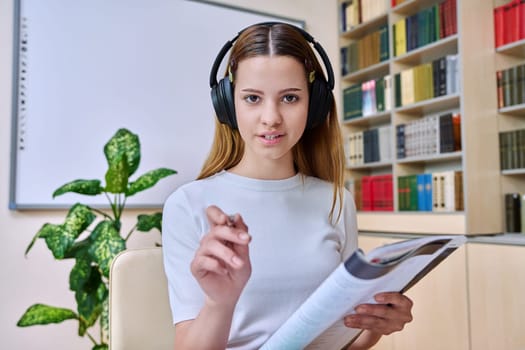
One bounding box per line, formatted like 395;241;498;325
0;0;339;348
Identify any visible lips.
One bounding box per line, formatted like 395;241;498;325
259;133;284;144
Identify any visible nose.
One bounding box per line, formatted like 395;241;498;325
260;101;282;127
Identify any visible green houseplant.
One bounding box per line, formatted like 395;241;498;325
17;128;177;350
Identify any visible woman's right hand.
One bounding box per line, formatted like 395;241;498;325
190;205;252;307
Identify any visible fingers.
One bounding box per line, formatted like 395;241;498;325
199;232;249;269
192;206;251;279
343;293;413;335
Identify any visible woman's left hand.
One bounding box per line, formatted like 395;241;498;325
344;292;413;335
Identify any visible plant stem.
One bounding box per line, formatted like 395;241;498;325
90;207;113;220
85;330;97;345
125;225;137;241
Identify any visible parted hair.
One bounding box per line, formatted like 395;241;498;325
198;23;346;221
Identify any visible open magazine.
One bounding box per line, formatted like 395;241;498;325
260;235;467;350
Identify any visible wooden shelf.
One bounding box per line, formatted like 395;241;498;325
348;161;393;170
397;151;462;165
342;61;389;83
343;111;391;127
499;104;525;116
391;0;442;16
340;13;388;40
392;35;458;67
395;94;460;115
496;39;525;58
357;212;466;234
502;168;525;176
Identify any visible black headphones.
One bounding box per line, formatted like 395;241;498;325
209;22;335;130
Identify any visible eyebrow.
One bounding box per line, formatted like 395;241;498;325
239;87;304;94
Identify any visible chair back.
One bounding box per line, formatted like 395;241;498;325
109;247;175;350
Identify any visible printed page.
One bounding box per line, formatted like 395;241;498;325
261;235;467;350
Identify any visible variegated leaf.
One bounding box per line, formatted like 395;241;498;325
93;345;108;350
88;221;126;277
44;224;76;259
136;212;162;232
75;266;105;333
127;168;177;196
76;289;103;335
104;128;140;176
104;153;129;194
69;253;92;292
63;203;96;236
100;297;109;344
53;179;103;198
25;222;57;256
17;304;77;327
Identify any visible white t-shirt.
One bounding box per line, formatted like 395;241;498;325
162;171;358;349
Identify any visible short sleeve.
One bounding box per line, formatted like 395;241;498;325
161;188;205;324
341;189;359;261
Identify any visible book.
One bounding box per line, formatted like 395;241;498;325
505;193;522;233
260;235;467;350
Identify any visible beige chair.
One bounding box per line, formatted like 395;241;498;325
109;247;175;350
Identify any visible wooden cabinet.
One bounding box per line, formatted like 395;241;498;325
493;0;525;233
358;233;525;349
337;0;502;235
358;234;469;349
467;242;525;350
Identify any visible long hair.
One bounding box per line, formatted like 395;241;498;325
198;23;345;221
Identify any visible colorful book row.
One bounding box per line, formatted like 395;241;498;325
496;63;525;108
494;0;525;48
340;25;389;76
340;0;389;32
345;125;393;167
396;111;461;159
347;174;394;212
398;171;463;212
394;54;459;108
393;0;457;57
499;128;525;170
343;75;392;120
346;171;464;212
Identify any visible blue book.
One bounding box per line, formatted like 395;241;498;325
424;173;433;211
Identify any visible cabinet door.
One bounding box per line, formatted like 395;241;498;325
358;235;470;350
467;243;525;350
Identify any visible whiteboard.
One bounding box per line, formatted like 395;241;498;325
9;0;303;209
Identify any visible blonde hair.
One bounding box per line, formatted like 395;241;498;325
199;23;346;221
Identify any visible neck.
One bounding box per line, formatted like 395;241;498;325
229;157;296;180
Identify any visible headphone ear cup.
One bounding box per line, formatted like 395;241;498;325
211;78;237;129
307;78;332;129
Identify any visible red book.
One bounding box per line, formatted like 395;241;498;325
452;113;462;151
518;0;525;39
497;70;504;108
450;0;457;35
494;5;505;47
511;0;521;43
361;176;374;211
383;174;394;211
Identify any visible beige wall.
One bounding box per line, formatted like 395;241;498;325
0;0;339;348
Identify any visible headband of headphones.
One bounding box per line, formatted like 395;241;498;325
209;22;335;91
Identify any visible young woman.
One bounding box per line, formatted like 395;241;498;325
162;22;413;350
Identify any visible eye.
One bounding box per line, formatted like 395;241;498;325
282;94;299;103
243;95;260;104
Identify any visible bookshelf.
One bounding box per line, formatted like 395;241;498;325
338;0;502;235
493;0;525;233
